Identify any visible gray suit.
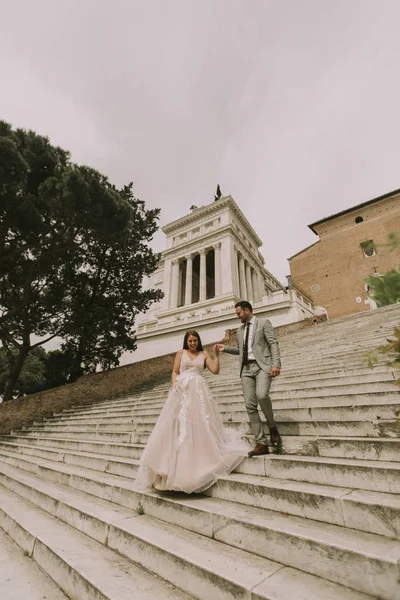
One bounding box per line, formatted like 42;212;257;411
223;318;281;445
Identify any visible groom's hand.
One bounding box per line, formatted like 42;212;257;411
270;367;280;377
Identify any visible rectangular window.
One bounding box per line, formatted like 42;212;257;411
360;240;376;258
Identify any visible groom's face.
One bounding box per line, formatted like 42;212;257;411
236;307;251;323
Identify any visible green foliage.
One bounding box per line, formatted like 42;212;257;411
365;327;400;387
0;347;47;397
365;269;400;307
365;233;400;389
365;231;400;307
0;121;163;400
0;346;76;399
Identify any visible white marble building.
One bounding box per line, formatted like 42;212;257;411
130;195;316;362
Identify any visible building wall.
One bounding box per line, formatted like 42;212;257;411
289;193;400;318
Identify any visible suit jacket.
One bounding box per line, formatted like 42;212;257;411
224;317;281;375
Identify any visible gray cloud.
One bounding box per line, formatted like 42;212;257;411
1;0;399;282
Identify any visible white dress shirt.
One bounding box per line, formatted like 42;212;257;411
244;316;256;361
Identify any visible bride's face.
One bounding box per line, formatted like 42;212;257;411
187;335;199;351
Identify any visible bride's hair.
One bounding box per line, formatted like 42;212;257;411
183;330;204;351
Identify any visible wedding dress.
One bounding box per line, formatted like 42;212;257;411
134;350;248;494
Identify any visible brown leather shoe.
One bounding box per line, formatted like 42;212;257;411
270;426;281;448
248;443;269;457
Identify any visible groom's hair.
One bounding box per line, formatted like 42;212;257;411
235;300;253;312
183;330;204;351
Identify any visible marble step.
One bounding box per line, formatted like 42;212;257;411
204;471;400;537
0;464;397;599
238;454;400;495
3;431;397;459
317;437;400;462
42;402;400;427
0;484;192;600
210;371;397;390
0;434;145;458
53;392;400;420
0;527;68;600
21;418;398;439
0;443;141;479
210;381;398;397
1;449;399;538
78;381;397;408
2;439;400;496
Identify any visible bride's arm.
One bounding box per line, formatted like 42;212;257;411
204;350;220;375
172;350;183;387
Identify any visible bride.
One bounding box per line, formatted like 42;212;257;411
134;330;249;494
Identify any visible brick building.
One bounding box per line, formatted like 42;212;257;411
288;188;400;318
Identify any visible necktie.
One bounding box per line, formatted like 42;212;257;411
242;322;250;366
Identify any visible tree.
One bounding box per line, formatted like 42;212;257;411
0;121;162;400
0;347;47;398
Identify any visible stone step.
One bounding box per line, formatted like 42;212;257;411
0;442;141;479
2;437;399;497
54;391;400;421
0;462;397;599
0;434;144;458
13;428;147;443
54;367;395;416
138;361;387;387
2;431;397;460
0;527;69;600
215;371;397;390
1;448;399;539
86;381;398;407
317;437;400;462
42;402;400;427
0;466;378;600
22;418;398;439
204;471;400;537
213;382;398;400
0;484;192;600
237;454;400;495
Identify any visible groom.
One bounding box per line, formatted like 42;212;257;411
215;300;282;457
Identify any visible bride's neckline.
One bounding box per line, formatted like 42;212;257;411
184;349;202;362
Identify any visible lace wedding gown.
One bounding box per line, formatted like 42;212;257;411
134;350;248;494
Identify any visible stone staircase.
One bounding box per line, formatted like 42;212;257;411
0;304;400;599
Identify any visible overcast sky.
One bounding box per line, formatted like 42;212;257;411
1;0;400;283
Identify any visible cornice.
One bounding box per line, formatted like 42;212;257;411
161;226;230;261
162;196;263;246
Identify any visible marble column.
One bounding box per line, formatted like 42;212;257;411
246;262;254;302
252;269;259;302
213;243;221;297
233;246;240;296
199;249;207;302
170;259;180;308
258;272;265;299
184;254;193;305
239;255;247;299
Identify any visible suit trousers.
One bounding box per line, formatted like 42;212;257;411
241;362;275;445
